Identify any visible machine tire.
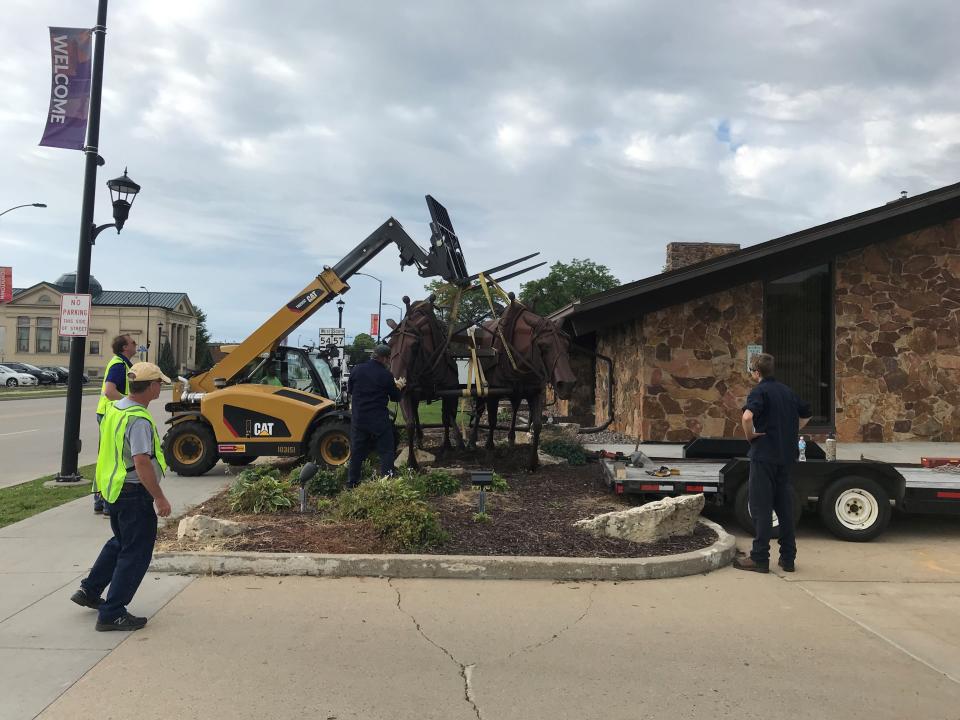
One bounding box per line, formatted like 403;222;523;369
6;378;17;387
734;483;802;538
310;421;351;469
818;476;891;542
163;421;219;476
223;455;255;467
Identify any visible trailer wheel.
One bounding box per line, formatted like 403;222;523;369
819;476;891;542
734;483;802;538
163;421;219;476
310;421;351;469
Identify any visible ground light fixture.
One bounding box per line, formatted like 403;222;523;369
299;462;319;512
470;470;494;514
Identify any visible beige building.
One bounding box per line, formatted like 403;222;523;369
1;273;198;378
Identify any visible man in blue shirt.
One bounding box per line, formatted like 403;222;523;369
734;352;812;573
346;345;403;488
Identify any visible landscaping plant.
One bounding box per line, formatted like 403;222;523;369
334;477;448;550
540;437;587;466
229;467;297;514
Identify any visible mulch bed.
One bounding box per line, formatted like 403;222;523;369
157;444;717;558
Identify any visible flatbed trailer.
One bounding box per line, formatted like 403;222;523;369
600;440;960;542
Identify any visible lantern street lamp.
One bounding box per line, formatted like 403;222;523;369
336;298;345;329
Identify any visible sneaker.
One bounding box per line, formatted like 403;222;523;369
95;613;147;632
93;506;103;514
778;558;796;573
732;556;769;573
70;588;104;610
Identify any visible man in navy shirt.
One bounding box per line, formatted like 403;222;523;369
734;352;812;573
346;345;403;488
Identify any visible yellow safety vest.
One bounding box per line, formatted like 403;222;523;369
95;402;168;503
96;356;130;416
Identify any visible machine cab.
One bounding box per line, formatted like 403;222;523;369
243;346;341;403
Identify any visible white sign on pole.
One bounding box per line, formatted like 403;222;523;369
318;327;346;347
59;293;92;337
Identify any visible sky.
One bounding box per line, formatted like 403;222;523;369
2;0;959;344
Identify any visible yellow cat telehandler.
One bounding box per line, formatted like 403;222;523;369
161;196;472;476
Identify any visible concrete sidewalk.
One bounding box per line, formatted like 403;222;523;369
0;468;231;720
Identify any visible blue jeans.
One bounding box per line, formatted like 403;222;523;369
81;484;158;622
748;460;797;565
348;422;395;486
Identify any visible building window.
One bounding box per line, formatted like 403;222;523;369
764;264;833;425
36;317;52;353
16;316;29;353
58;335;71;353
89;341;101;355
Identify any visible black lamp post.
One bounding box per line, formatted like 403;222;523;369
55;1;143;483
336;298;344;329
157;321;163;361
140;285;150;361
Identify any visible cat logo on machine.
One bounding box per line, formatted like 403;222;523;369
253;422;275;437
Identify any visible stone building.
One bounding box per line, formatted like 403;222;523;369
1;273;198;378
553;182;960;443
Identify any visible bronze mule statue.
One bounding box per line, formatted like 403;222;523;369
386;295;465;470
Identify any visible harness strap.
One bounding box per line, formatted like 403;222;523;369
478;273;520;372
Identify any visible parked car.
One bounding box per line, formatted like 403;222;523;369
0;364;39;387
43;366;90;384
2;362;58;385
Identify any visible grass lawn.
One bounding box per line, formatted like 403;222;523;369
391;399;470;426
0;464;95;529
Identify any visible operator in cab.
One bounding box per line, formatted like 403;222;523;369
346;344;404;488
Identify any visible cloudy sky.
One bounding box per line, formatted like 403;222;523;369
2;0;959;343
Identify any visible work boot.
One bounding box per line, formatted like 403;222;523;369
95;613;147;632
70;588;104;609
778;557;796;573
733;556;769;573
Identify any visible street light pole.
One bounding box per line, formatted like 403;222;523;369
354;272;382;342
140;285;150;361
336;298;344;329
57;0;142;482
0;203;47;218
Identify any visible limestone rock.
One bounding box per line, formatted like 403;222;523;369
575;494;705;544
541;422;580;443
537;451;568;466
395;447;436;467
177;514;244;542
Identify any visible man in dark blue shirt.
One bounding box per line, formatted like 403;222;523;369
346;344;403;487
734;352;812;573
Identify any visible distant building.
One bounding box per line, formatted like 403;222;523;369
1;272;198;378
554;182;960;443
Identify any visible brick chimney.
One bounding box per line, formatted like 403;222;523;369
664;242;741;272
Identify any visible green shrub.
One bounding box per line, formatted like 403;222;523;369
229;468;297;514
334;477;447;550
491;472;509;492
316;497;335;514
540;438;587;466
403;468;461;496
472;511;491;523
288;465;344;497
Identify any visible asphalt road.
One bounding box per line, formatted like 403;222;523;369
0;394;173;489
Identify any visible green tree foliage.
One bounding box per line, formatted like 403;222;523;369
519;259;619;315
345;332;375;366
423;279;505;328
193;306;214;370
157;340;177;379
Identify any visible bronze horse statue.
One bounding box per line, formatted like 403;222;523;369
467;298;577;470
386;295;465;470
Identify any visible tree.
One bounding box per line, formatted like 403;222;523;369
345;332;375;366
423;279;505;328
193;305;214;370
158;340;177;380
519;259;619;315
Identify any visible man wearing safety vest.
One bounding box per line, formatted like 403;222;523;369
71;362;173;631
93;334;138;515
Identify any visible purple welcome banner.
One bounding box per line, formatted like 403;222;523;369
39;27;92;151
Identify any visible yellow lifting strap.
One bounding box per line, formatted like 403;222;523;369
476;273;520;372
463;326;488;397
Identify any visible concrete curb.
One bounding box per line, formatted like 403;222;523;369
150;518;736;580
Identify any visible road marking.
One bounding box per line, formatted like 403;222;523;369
0;429;39;438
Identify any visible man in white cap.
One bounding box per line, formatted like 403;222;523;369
70;362;173;631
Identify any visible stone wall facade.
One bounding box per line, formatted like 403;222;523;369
554;349;596;424
595;283;762;440
664;242;741;272
834;220;960;441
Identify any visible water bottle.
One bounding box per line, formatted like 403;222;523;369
825;433;837;462
798;436;807;462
